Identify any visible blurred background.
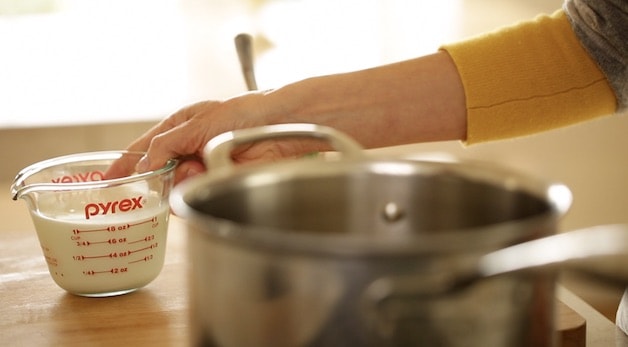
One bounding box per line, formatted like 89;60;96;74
1;0;626;320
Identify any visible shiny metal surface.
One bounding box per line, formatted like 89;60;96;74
234;33;258;91
172;124;574;347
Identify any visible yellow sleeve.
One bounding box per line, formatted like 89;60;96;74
440;10;617;144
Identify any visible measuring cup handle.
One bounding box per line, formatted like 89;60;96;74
203;123;365;171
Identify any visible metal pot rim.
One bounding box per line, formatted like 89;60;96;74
171;158;571;257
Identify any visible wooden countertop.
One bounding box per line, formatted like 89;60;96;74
2;181;628;346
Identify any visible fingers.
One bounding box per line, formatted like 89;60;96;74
137;115;215;173
106;94;281;181
105;103;208;179
173;159;206;185
127;103;203;155
137;97;266;174
104;152;141;179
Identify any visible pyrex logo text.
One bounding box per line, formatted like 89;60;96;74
52;170;105;183
84;196;144;220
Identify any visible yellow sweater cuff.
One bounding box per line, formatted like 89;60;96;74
441;10;617;144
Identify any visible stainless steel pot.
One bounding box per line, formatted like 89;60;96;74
171;123;628;347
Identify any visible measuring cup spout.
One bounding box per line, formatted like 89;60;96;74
11;180;25;201
9;153;96;202
11;170;40;203
10;167;102;204
11;185;30;202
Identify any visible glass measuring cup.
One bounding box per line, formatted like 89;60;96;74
11;151;176;297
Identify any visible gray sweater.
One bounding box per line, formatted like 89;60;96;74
565;0;627;110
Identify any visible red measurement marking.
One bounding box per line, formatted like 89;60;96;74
83;270;112;275
128;254;154;264
81;254;113;260
80;252;132;260
72;215;158;235
82;270;114;275
128;234;156;244
128;216;158;228
72;227;110;234
75;237;128;246
83;267;128;275
129;243;158;254
76;244;157;262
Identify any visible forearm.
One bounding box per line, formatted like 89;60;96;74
264;51;467;148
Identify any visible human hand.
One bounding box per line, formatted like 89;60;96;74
106;52;467;184
106;92;330;185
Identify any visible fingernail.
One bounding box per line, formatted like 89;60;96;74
136;155;150;173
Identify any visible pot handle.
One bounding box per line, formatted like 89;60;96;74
204;123;365;170
361;224;628;338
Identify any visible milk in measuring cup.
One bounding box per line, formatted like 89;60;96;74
30;186;170;296
11;150;177;297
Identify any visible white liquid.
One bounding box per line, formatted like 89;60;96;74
30;205;170;296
